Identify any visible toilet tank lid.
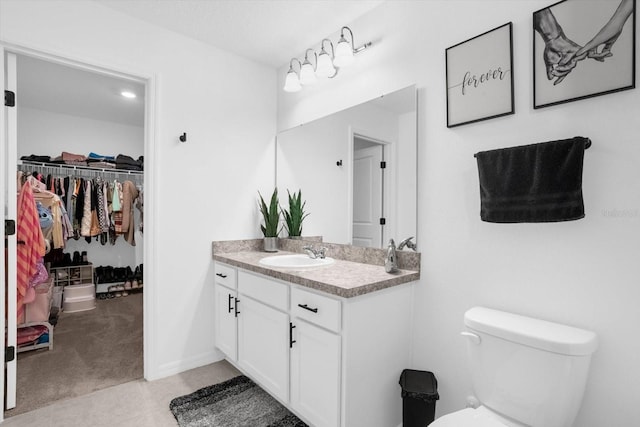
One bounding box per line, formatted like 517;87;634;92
464;307;598;356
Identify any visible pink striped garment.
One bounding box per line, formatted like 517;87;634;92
17;181;46;320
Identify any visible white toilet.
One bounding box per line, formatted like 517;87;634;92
432;307;598;427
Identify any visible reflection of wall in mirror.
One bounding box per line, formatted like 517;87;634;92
396;111;417;246
277;90;416;248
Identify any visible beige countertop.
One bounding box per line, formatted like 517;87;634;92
213;250;420;298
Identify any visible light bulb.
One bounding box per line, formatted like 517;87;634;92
316;51;336;78
334;36;354;68
283;69;301;92
299;60;317;85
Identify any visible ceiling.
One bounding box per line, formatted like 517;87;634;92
17;0;385;126
17;55;146;127
94;0;385;68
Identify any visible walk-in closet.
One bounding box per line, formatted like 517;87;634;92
4;53;146;416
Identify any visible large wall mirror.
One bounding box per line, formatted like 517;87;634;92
276;85;417;249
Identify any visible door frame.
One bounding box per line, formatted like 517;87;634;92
3;50;19;413
1;44;7;419
352;141;384;248
0;41;158;415
347;127;396;247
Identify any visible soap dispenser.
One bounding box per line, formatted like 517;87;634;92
385;239;398;273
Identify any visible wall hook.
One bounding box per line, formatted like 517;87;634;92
179;132;187;143
336;160;343;166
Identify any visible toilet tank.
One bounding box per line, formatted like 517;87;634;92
463;307;598;427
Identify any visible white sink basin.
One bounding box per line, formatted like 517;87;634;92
259;254;335;269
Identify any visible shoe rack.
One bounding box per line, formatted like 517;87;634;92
49;263;94;288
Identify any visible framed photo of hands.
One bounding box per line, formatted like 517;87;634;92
533;0;636;109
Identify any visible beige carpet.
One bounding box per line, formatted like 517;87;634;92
7;291;143;417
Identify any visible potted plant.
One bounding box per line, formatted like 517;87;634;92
258;188;281;252
282;189;309;239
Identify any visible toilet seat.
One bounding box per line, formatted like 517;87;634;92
431;408;508;427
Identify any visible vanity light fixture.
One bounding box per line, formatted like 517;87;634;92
299;49;318;85
283;26;372;92
283;58;303;92
316;39;337;78
334;26;356;67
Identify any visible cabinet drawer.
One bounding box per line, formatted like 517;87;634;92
215;263;237;289
291;287;341;333
238;271;288;311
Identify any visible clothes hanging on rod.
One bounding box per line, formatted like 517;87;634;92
18;161;143;249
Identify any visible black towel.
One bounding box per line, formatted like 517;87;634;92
475;136;590;223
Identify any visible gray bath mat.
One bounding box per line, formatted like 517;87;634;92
169;375;307;427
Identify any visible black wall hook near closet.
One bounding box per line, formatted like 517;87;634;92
179;132;187;143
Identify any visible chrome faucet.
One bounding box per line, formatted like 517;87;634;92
397;236;417;251
302;245;327;259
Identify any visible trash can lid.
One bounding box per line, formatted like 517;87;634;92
399;369;439;401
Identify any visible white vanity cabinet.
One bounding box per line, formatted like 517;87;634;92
214;264;238;361
236;270;290;403
214;261;413;427
290;287;342;427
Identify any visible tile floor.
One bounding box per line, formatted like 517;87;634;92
3;359;241;427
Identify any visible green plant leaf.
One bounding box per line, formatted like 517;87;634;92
258;188;281;237
282;189;309;237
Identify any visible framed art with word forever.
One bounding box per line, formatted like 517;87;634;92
446;22;514;128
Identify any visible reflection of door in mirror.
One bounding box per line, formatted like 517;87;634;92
352;136;385;248
276;85;417;249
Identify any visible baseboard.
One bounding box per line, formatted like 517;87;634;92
149;350;224;381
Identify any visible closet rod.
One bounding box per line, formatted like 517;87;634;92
18;160;143;176
18;160;144;185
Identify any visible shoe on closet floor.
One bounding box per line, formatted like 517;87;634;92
62;253;73;266
131;266;140;288
137;264;143;287
94;266;101;283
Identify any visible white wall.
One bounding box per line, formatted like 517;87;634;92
18;106;144;159
1;0;276;380
278;1;640;426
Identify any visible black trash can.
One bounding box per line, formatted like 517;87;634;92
399;369;439;426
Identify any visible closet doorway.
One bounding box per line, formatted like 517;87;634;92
2;48;154;418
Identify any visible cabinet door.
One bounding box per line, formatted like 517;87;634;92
291;320;341;427
214;284;237;361
237;296;289;402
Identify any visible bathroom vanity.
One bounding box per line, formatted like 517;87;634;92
212;239;420;427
